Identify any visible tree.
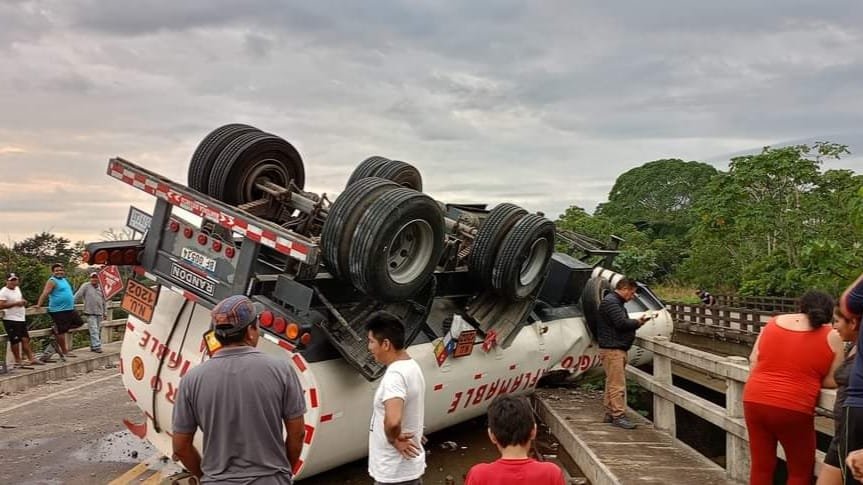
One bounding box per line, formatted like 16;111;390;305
13;232;83;267
596;159;718;237
682;142;861;295
593;159;718;279
554;205;657;280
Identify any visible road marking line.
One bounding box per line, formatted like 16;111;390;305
108;461;150;485
140;470;165;484
0;372;121;415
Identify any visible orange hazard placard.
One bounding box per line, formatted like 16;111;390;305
121;279;158;323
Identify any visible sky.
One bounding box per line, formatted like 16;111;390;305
2;0;863;244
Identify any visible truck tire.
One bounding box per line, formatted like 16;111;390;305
580;276;611;341
345;156;391;188
373;160;423;191
188;124;259;193
491;214;555;300
208;131;305;205
348;187;444;301
468;203;528;288
345;158;423;191
321;177;398;279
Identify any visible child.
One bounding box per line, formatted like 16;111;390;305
465;395;566;485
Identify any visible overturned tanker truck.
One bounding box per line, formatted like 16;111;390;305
83;124;673;479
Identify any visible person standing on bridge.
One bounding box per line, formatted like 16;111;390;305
743;290;844;485
817;306;859;485
172;295;307;484
695;288;716;306
35;263;83;361
597;277;650;430
836;272;863;485
0;273;42;368
366;311;426;485
73;272;106;354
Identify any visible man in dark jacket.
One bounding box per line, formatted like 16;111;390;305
598;278;649;429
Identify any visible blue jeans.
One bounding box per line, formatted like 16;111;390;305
86;314;102;350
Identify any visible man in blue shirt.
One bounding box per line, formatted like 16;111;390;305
838;273;863;484
35;263;83;361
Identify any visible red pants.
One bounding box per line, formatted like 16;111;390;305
744;401;815;485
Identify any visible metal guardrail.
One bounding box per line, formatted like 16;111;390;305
629;335;835;482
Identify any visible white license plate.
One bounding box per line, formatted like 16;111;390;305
170;263;216;296
180;247;216;272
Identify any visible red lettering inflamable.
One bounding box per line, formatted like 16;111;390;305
138;330;151;348
485;379;500;402
447;392;463;414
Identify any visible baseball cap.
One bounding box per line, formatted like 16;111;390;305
6;273;19;281
89;272;99;277
211;295;258;337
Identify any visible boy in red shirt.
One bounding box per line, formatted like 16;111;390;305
465;395;566;485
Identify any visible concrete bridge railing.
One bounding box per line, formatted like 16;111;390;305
665;302;776;344
1;301;125;358
629;335;835;483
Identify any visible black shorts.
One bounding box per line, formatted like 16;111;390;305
839;406;863;484
49;310;83;334
824;408;845;468
3;320;29;344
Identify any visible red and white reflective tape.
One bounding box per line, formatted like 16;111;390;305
261;333;296;353
108;160;313;263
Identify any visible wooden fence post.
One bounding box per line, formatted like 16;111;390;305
725;356;749;482
652;337;676;435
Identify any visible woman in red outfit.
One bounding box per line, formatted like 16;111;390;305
744;291;845;485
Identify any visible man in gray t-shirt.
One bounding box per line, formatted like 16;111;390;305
172;295;306;484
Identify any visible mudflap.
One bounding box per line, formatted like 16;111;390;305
465;274;547;349
313;277;436;381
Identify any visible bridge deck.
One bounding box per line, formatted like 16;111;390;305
535;388;739;485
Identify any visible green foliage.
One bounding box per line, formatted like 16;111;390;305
682;142;863;295
12;232;83;267
1;233;86;302
558;142;863;296
597;159;718;234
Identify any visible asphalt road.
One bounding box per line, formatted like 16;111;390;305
0;366;157;484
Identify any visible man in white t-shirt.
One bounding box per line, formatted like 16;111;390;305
366;311;426;485
0;273;42;367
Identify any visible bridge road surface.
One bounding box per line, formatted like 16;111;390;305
0;366;164;484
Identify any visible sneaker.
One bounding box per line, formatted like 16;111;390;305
91;348;103;354
603;414;613;423
611;416;636;429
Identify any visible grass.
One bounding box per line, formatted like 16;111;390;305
651;283;701;304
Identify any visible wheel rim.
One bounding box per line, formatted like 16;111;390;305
241;158;290;202
519;238;549;286
387;219;434;285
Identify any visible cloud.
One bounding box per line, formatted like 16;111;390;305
1;1;863;244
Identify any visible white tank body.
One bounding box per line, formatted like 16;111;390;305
120;273;672;479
